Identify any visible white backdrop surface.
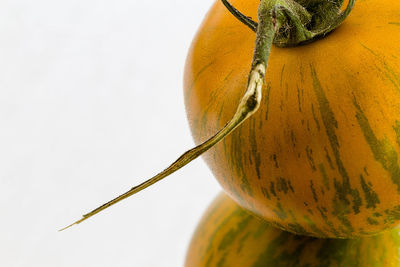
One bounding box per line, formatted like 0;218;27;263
0;0;222;266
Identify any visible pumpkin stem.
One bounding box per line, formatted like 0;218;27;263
61;0;356;231
221;0;258;32
60;63;266;231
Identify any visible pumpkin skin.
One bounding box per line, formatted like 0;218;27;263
185;193;400;267
184;0;400;238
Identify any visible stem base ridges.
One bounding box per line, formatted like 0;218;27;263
223;0;355;47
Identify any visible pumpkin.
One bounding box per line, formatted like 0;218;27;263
184;0;400;238
186;192;400;267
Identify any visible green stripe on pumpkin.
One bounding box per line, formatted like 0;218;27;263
353;98;400;193
310;64;357;231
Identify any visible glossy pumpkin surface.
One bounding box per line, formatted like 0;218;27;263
185;193;400;267
184;0;400;237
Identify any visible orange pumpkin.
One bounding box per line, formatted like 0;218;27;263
186;192;400;267
184;0;400;238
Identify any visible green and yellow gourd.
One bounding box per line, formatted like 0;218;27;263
186;193;400;267
184;0;400;238
64;0;400;241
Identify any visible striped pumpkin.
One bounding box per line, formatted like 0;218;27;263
185;193;400;267
184;0;400;238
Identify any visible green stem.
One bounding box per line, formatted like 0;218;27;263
60;0;278;231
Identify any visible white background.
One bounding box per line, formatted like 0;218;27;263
0;0;221;266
